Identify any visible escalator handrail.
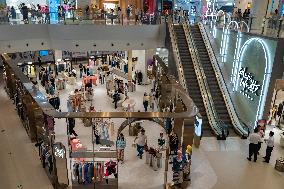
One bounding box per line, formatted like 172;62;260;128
198;22;249;137
182;22;224;136
168;17;222;136
167;17;188;92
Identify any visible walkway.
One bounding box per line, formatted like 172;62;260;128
0;70;52;189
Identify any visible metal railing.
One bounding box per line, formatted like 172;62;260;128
198;22;249;137
182;21;224;137
0;12;164;26
204;15;284;38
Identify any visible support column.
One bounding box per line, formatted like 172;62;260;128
132;49;154;84
127;50;133;81
251;0;271;31
54;50;62;61
173;99;185;146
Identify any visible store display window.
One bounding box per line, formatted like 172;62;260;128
175;0;201;23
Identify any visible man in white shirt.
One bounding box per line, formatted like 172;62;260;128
247;128;261;162
134;128;147;159
263;131;274;163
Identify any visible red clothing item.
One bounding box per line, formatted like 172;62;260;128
105;161;117;176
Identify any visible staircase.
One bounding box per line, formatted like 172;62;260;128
173;25;212;136
190;25;236;136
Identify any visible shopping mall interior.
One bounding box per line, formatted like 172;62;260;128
0;0;284;189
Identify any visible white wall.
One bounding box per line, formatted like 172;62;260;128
132;50;146;82
235;0;252;12
0;24;166;53
6;0;47;7
77;0;91;9
132;49;154;83
251;0;268;29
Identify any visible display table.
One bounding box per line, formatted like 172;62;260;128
275;157;284;172
280;133;284;147
69;77;76;85
56;78;66;90
82;75;97;85
122;98;136;111
145;151;162;171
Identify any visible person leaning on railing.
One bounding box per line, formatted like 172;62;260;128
279;14;284;30
269;9;280;29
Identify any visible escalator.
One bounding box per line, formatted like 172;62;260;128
189;25;237;136
172;25;212;136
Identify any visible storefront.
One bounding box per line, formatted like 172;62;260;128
159;0;173;14
175;0;201;23
6;0;47;7
234;0;252;13
208;26;284;128
97;0;142;12
3;62;69;188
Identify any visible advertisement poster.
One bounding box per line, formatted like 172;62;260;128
49;0;60;24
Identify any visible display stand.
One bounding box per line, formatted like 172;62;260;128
145;148;162;171
275;157;284;172
128;81;136;92
70;150;118;189
56;78;66;90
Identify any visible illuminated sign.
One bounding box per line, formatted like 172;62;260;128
54;147;65;158
238;67;261;101
233;38;272;127
53;143;66;159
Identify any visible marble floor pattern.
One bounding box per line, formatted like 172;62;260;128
1;69;284;189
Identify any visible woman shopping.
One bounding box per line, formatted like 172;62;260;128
116;133;126;164
143;92;150;112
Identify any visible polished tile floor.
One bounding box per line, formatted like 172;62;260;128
0;74;53;189
1;69;284;189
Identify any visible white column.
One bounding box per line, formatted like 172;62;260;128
132;50;146;83
251;0;270;30
54;50;62;61
132;49;154;84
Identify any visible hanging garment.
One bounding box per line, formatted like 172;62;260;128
47;154;53;174
44;115;55;132
78;163;83;183
84;163;89;183
67;100;73;112
49;97;60;110
81;163;85;183
100;123;109;140
48;85;55;95
88;163;94;183
105;161;117;176
100;162;104;181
